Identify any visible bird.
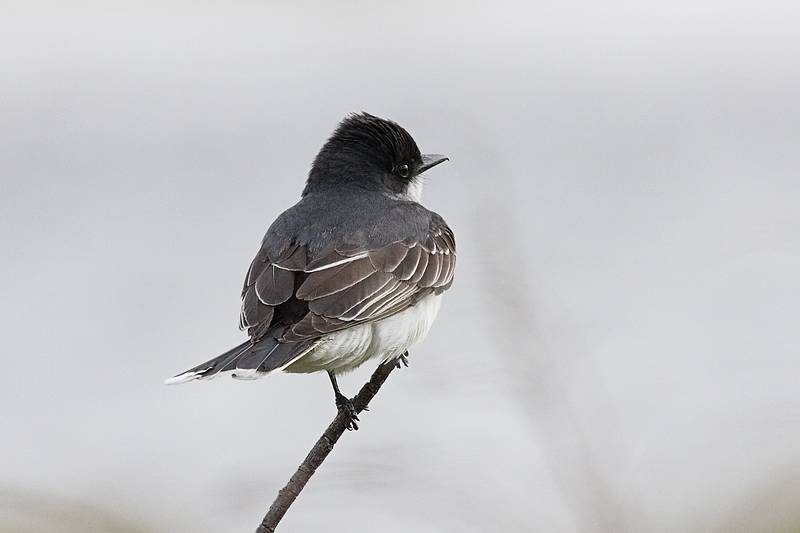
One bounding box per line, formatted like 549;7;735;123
165;112;456;429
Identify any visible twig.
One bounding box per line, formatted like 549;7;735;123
255;360;398;533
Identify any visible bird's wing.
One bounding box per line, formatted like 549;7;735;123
239;220;456;343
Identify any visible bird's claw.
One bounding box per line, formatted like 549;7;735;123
395;353;409;369
335;393;359;431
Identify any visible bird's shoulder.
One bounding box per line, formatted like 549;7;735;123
261;191;453;260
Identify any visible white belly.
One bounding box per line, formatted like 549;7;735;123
283;294;443;374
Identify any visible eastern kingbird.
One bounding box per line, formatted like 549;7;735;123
165;113;455;429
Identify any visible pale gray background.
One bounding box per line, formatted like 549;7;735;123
2;2;799;532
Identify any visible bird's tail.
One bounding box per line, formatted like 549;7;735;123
164;335;316;385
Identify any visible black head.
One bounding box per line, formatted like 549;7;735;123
304;113;448;197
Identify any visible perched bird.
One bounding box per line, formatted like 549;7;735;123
165;113;455;429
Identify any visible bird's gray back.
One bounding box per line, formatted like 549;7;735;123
262;191;442;260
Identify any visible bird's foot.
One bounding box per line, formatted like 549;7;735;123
335;393;359;431
395;353;409;369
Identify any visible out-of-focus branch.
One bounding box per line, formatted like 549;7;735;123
254;360;398;533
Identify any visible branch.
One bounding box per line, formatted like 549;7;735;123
255;360;398;533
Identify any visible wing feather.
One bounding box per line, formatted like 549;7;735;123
241;287;274;332
408;251;429;283
308;272;394;317
365;282;418;319
254;265;294;305
418;252;442;287
368;242;410;272
275;245;308;270
436;253;453;286
341;278;403;320
240;218;456;344
296;257;377;300
394;246;422;280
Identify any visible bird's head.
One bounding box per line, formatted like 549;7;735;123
305;112;448;200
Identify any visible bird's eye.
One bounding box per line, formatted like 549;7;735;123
396;164;410;178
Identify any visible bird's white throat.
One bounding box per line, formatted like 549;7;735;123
404;178;424;202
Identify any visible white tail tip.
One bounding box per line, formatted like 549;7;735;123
164;372;201;385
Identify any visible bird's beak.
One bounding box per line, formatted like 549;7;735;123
417;154;449;175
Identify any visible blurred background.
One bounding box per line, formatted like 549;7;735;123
2;1;799;532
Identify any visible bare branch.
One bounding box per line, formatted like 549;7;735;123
255;360;398;533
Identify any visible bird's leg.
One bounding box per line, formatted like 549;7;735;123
395;351;409;369
327;370;359;431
